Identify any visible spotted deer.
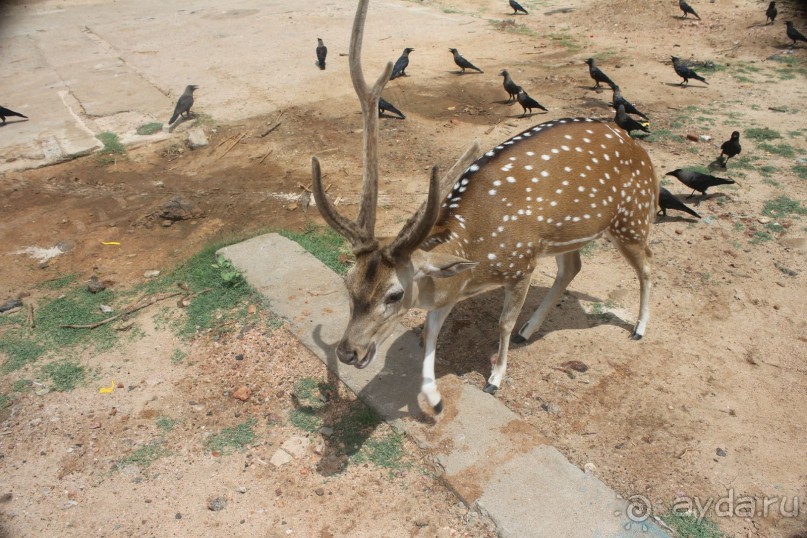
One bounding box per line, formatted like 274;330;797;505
312;0;659;413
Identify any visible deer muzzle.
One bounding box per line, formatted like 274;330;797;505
336;340;377;369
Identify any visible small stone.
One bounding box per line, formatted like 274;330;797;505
232;386;251;401
686;133;699;142
675;229;683;235
236;486;247;494
187;127;209;149
315;488;325;496
207;496;227;511
99;304;113;313
247;304;257;315
89;422;101;429
144;270;161;278
319;426;334;437
584;462;597;474
235;354;244;361
269;449;293;468
281;436;310;458
699;134;712;142
87;277;106;293
35;387;50;396
716;447;727;457
175;513;182;520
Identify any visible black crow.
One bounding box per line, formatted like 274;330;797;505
665;169;735;197
169;85;197;125
449;48;483;73
658;187;701;218
316;38;327;70
671;56;708;86
390;48;414;80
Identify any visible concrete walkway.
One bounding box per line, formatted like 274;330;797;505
0;0;503;173
219;233;669;538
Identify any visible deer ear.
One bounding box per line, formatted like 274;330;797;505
414;252;477;279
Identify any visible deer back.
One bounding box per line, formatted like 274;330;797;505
422;118;658;283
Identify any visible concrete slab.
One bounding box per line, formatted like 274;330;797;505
219;233;670;538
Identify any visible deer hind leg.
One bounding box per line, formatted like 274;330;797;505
421;303;456;414
513;251;582;344
485;278;532;394
609;237;652;340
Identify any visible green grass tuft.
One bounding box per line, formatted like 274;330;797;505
136;122;163;135
643;129;685;144
745;127;781;141
750;230;773;244
757;142;796;158
762;196;807;218
661;511;725;538
42;360;85;391
38;274;79;290
145;243;259;338
281;225;352;275
489;19;539;37
114;440;168;470
96;132;126;155
0;338;46;373
156;416;176;432
12;379;32;392
353;430;407;469
206;418;257;454
793;165;807;180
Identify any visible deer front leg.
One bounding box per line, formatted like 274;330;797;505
513;251;582;344
485;278;532;394
421;303;456;414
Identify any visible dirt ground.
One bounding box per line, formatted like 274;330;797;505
2;0;807;536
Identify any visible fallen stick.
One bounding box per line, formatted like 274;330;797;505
259;121;282;138
61;288;211;329
259;149;274;164
215;133;238;149
217;133;247;160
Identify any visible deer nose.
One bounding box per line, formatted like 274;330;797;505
336;343;358;365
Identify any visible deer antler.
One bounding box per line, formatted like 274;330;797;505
311;0;391;254
384;166;442;262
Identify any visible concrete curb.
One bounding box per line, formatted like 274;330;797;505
219;233;669;537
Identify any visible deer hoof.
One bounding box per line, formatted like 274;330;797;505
631;331;643;341
483;383;498;394
511;333;527;345
433;400;443;415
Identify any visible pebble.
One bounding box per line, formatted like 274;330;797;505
87;277;106;293
99;304;113;313
207;496;227;511
281;436;310;458
315;488;325;496
716;447;727;457
144;270;161;278
319;426;334;437
237;486;247;494
232;386;251;401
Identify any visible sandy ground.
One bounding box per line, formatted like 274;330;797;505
1;0;807;536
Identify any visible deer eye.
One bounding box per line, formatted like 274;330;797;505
385;289;404;305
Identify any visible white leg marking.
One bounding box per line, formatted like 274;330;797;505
421;304;455;409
